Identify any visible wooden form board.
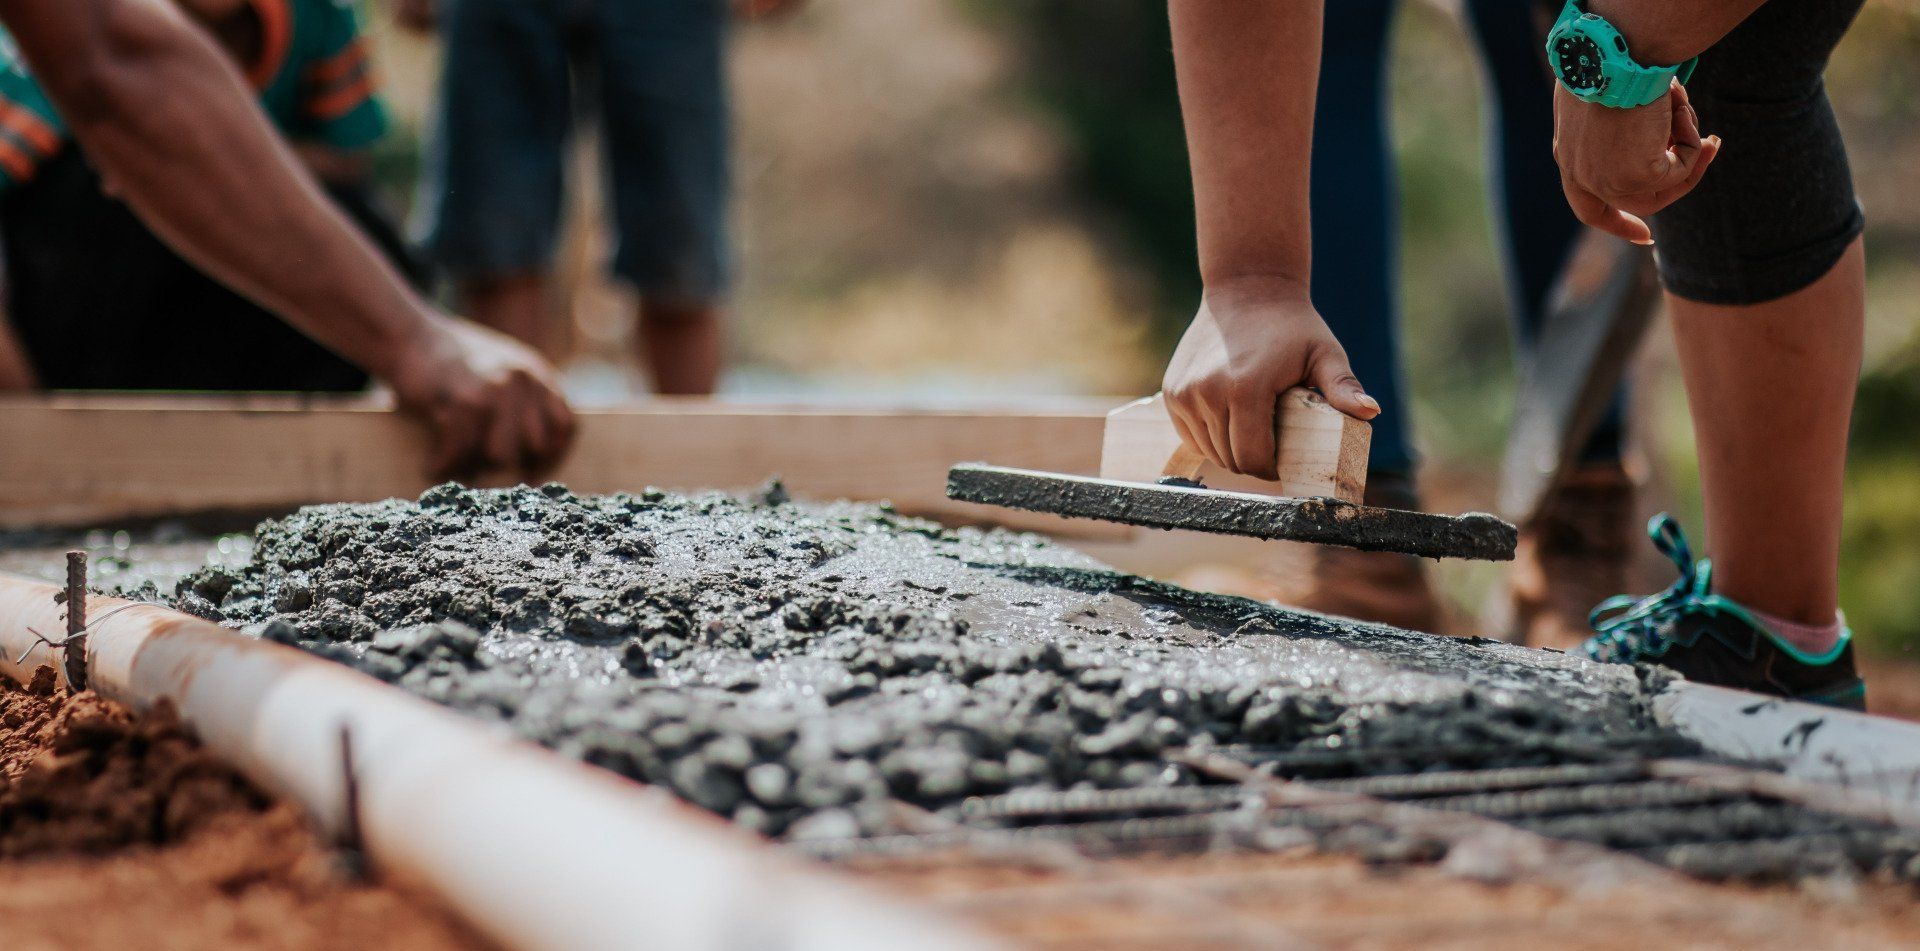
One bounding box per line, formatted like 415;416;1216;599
0;394;1126;537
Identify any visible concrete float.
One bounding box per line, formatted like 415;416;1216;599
0;573;993;951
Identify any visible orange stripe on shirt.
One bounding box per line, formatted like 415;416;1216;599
0;99;58;156
0;138;37;183
245;0;293;90
307;72;378;121
305;39;370;84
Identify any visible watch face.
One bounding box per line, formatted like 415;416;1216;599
1553;33;1606;90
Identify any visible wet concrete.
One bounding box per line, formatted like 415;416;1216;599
947;464;1517;561
160;483;1661;839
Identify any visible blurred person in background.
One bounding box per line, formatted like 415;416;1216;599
1166;0;1869;708
0;0;423;393
1250;0;1637;642
0;0;573;477
398;0;800;395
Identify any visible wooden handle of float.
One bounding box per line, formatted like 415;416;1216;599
1153;387;1371;502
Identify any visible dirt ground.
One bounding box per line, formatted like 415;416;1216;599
0;669;489;951
1861;657;1920;722
861;849;1920;950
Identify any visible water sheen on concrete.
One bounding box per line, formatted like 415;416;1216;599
171;483;1670;838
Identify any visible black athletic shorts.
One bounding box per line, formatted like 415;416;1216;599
1648;0;1867;305
2;151;427;392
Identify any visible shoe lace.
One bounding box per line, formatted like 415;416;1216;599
1583;513;1711;663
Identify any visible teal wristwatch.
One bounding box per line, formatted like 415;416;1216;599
1545;0;1697;108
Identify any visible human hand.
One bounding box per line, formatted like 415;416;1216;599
1552;78;1720;245
1162;278;1378;480
734;0;804;21
390;0;436;33
389;316;577;480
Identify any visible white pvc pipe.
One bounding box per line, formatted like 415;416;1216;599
0;574;995;951
1657;681;1920;807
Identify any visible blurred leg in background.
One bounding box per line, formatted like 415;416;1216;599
1464;0;1634;649
596;0;733;395
416;0;573;358
1255;0;1635;639
1250;0;1446;633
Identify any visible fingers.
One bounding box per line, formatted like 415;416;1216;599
478;373;580;478
482;399;522;472
515;375;580;479
1555;79;1720;240
1307;347;1378;422
1563;181;1653;245
1164;391;1204;463
426;386;545;483
1652;134;1719;207
1622;84;1720;216
1668;79;1702;151
1224;388;1279;481
1190;395;1234;473
1165;384;1232;474
429;404;485;482
541;384;578;466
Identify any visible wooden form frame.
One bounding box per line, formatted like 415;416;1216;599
0;393;1123;537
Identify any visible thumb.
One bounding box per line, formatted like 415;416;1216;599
1308;346;1380;421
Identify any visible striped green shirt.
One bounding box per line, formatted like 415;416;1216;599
0;0;389;192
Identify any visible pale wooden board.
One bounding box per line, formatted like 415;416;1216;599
1100;389;1369;503
0;394;1130;538
1499;234;1660;522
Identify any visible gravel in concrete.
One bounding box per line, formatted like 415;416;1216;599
164;483;1669;838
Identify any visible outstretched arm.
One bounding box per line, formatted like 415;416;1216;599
0;0;574;476
1162;0;1375;481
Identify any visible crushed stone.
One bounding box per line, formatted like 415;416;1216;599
164;483;1681;839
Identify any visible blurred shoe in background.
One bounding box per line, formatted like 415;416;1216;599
1223;474;1446;635
1488;463;1636;650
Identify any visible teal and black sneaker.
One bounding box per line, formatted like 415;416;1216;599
1581;514;1866;711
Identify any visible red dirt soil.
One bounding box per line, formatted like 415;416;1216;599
0;668;490;950
861;849;1920;950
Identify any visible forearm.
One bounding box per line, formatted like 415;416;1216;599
0;0;436;381
1168;0;1321;290
1587;0;1768;64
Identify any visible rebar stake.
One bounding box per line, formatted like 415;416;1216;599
62;550;87;690
335;724;369;880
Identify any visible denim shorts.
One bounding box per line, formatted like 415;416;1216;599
1648;0;1866;305
415;0;732;300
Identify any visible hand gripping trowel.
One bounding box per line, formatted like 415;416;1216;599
947;388;1517;561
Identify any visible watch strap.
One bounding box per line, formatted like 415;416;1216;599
1554;0;1700;108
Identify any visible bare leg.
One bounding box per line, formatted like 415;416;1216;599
1669;237;1864;628
636;295;723;396
460;272;553;356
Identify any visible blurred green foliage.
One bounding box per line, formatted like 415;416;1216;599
982;0;1198;349
1844;341;1920;654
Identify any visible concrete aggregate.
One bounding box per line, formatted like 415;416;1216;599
169;483;1677;838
